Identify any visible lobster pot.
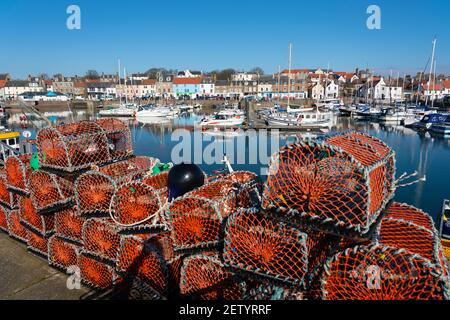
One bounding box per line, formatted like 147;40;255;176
26;229;52;257
243;282;305;300
82;218;121;263
36;119;133;173
0;206;9;232
48;235;81;271
7;209;29;243
180;254;247;300
78;251;121;290
19;196;55;236
55;207;85;244
376;202;449;278
0;170;19;210
222;171;263;207
169;196;225;252
110;182;165;234
223;208;309;286
142;171;169;205
5;154;32;195
264;132;396;239
321;244;449;300
28;170;74;214
116;234;169;298
75;156;158;216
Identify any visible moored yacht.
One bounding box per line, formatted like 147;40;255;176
98;103;138;117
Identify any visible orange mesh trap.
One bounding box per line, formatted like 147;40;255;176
55;207;85;244
180;255;246;300
263;132;396;239
75;156;157;216
110;181;165;233
5;154;32;195
0;169;18;209
28;170;74;214
376;202;449;278
0;206;9;233
321;244;449;300
78;251;120;290
223;208;308;286
19;196;55;236
116;235;169;297
82;218;121;262
48;235;81;271
36;119;133;173
7;209;29;243
26;229;51;257
142;171;169;205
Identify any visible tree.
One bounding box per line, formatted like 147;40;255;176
85;70;100;80
38;73;49;80
249;67;264;75
211;68;236;81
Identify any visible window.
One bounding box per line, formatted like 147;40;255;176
8;138;15;146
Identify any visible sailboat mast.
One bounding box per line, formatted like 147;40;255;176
432;59;437;109
428;38;437;108
118;59;121;104
287;43;292;108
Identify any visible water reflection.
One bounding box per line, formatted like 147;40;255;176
4;110;449;220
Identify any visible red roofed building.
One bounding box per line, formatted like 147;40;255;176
173;77;203;98
423;82;443;99
442;80;450;96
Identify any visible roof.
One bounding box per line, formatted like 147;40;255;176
173;77;202;85
5;80;30;87
281;69;311;74
0;74;9;81
0;80;6;88
142;79;157;85
74;82;86;88
443;80;450;89
215;80;229;86
424;83;442;91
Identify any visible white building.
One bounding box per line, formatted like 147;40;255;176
231;72;258;82
1;80;44;99
325;81;339;98
423;83;443;100
199;78;215;97
138;79;157;98
86;82;117;99
308;83;325;100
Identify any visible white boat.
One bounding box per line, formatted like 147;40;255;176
135;105;178;118
267;108;332;128
199;113;245;127
99;103;138;117
378;108;414;123
316;99;344;111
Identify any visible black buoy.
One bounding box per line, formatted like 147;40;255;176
168;163;205;201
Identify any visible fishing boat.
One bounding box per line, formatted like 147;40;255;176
267;108;332;128
339;105;357;117
438;199;450;258
377;107;414;124
407;113;450;130
198;113;245;127
0;129;21;161
430;122;450;135
98;103;138;117
316;99;344;111
135;105;178;118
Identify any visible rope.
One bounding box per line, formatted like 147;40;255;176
108;199;170;228
394;171;426;189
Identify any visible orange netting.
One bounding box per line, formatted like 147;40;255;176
37;119;133;173
142;171;169;204
321;244;449;300
78;252;119;289
376;202;449;278
82;218;121;262
26;229;50;257
263;132;396;239
7;209;29;243
0;206;9;232
116;235;169;296
169;196;223;251
55;207;85;244
48;236;81;270
5;154;32;195
75;156;157;216
180;255;246;300
19;196;55;236
223;209;308;286
110;182;164;233
28;170;73;214
0;169;18;209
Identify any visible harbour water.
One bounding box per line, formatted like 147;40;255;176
6;111;450;222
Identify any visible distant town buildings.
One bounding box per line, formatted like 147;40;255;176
0;68;448;102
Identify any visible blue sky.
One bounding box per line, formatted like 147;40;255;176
0;0;449;78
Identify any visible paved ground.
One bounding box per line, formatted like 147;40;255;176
0;232;89;300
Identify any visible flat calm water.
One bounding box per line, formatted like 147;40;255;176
6;110;450;222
